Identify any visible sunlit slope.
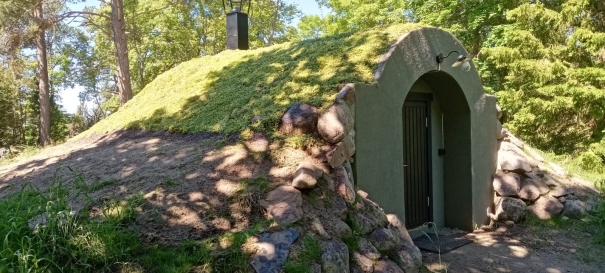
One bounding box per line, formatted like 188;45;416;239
85;24;424;136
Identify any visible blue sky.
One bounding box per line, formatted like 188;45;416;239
60;0;324;114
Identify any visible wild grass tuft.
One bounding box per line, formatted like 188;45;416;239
284;236;322;273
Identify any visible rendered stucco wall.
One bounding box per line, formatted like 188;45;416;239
353;27;498;231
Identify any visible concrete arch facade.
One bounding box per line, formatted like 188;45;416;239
353;27;498;231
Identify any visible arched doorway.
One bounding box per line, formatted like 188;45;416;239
353;27;497;231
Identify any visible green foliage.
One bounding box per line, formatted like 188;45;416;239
81;24;424;137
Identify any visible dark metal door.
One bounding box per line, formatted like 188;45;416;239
403;100;432;228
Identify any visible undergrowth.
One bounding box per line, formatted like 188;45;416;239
0;167;269;272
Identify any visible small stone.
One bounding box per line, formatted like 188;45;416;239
369;228;399;252
497;120;505;140
493;173;521;197
317;103;354;144
563;200;587;219
279;103;318;135
558;196;566;203
357;190;369;199
292;161;323;190
503;129;524;149
390;246;422;273
529;196;564;220
352;252;374;273
333;166;355;204
549;187;573;198
333;219;352;239
260;186;303;225
373;260;404;273
312;217;332;240
562;216;569;221
496;104;502;119
327;136;356;168
353;212;380;235
321;240;350;273
505;220;515;226
532;167;545;178
250;228;299;273
358;237;381;260
336;83;356;107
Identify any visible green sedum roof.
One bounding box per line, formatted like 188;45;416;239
84;23;425;136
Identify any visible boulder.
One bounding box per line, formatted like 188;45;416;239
386;214;415;248
317;103;354;144
327;136;356;168
548;187;573;198
333;166;355;204
518;178;549;201
531;167;545;178
250;228;299;273
494;197;527;223
260;186;303;225
496;103;502;119
528;196;564;220
563;200;587;219
373;260;404;273
360;198;389;228
353;212;379;235
357;237;381;260
498;142;532;174
278;103;318;135
352;252;374;273
542;174;564;187
292;161;324;190
333;219;353;238
390;246;423;273
493;173;521;197
525;171;543;182
321;240;350;273
336;83;356;109
369;228;399;252
503;129;524;149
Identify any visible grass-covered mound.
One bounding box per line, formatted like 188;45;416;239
84;24;425;136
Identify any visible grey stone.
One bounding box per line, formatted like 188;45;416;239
497;120;505;140
250;228;299;273
292;161;323;190
524;146;545;162
525;171;543;182
357;190;369;199
327;136;356;168
317;103;354;144
542;174;564;187
374;260;404;273
503;129;524;149
331;195;348;220
311;217;331;240
586;198;600;213
493;173;521;197
498;142;532;174
333;166;355;204
333;219;352;239
563;200;587;219
360;198;389;228
321;240;349;273
532;167;545;178
496;103;502;119
353;212;380;235
369;228;399;252
390;246;422;273
558;196;566;203
336;83;356;108
260;186;303;225
549;187;574;198
352;252;374;273
279;103;318;135
494;197;527;223
529;196;564;220
386;214;415;248
358;237;381;260
518;178;549;201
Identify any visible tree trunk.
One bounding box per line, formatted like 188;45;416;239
111;0;133;106
34;3;51;146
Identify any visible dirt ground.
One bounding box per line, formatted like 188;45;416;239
1;130;604;272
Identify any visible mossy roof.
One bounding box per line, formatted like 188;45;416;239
83;23;425;137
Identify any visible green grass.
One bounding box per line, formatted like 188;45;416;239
283;236;321;273
79;24;425;138
0;168;269;272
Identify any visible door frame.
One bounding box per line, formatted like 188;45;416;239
403;92;434;228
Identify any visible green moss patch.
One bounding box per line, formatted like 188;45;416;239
83;24;424;137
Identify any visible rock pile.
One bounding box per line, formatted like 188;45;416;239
256;84;422;273
489;117;589;223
